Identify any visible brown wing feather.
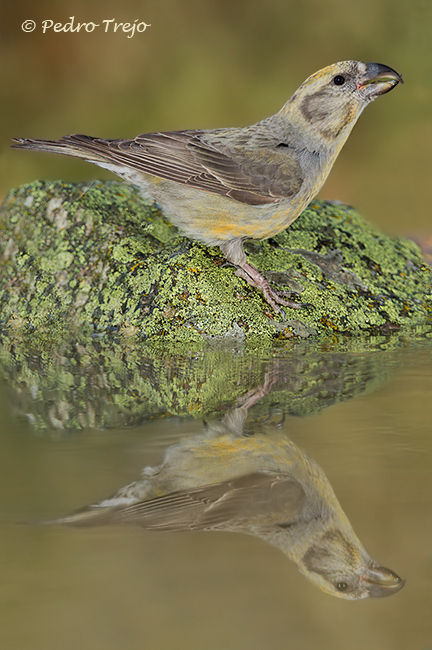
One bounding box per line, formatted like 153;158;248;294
13;130;304;206
111;472;306;531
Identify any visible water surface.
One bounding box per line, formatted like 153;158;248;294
0;335;431;650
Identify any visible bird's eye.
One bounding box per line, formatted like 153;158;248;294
336;582;348;591
333;75;346;86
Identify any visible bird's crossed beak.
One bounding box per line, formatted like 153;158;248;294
357;63;403;97
360;564;405;598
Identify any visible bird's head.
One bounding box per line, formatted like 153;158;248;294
299;528;405;600
282;61;403;144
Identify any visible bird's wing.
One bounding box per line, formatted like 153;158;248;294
107;471;306;531
13;130;304;206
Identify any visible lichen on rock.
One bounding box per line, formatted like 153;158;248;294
0;180;431;342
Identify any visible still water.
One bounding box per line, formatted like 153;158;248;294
0;333;431;650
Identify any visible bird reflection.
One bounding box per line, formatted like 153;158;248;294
50;381;404;600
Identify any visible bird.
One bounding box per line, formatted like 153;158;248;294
43;389;405;600
12;61;403;312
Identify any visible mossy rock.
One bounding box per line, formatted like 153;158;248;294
0;180;431;342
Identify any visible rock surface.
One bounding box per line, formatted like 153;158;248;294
0;180;431;342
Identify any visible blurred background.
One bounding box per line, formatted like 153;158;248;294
0;0;431;235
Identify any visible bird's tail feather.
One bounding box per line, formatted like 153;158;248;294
11;134;113;164
24;504;121;527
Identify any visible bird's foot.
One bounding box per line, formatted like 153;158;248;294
235;263;308;313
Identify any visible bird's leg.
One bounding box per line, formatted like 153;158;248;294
219;239;305;313
235;263;303;311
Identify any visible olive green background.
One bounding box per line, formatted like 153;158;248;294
1;0;431;236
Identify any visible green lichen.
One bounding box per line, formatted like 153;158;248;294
0;180;431;342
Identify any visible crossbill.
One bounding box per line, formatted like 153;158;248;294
46;399;404;600
13;61;402;311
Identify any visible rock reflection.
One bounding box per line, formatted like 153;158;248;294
50;378;404;600
0;332;408;431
